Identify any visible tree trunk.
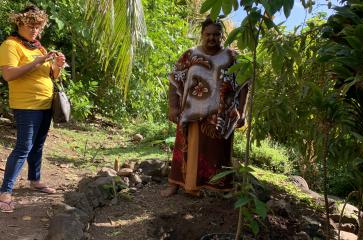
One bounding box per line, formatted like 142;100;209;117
322;124;331;239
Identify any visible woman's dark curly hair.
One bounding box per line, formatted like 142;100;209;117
201;15;224;33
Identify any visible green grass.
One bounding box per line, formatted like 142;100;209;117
234;131;293;174
46;121;172;171
252;167;321;209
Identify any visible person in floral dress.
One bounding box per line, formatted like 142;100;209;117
161;17;249;197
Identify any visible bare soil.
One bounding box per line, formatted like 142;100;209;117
0;122;327;240
0;123;88;240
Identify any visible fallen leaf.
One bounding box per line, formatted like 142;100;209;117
7;225;19;228
22;216;32;221
40;217;49;222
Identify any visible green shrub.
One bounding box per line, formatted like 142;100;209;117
233;131;293;174
67;79;98;121
126;120;176;143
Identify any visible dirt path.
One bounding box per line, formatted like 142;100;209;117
0;124;89;240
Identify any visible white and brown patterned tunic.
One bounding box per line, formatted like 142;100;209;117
169;46;248;139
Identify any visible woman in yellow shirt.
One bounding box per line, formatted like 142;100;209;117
0;5;66;212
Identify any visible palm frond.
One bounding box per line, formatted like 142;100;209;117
84;0;147;95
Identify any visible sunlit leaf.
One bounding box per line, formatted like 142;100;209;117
84;0;147;97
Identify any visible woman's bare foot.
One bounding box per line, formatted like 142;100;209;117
160;184;178;197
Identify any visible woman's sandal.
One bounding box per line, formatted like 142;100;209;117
0;200;15;213
30;183;56;194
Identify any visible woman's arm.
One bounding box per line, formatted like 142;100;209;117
1;54;51;81
168;84;180;123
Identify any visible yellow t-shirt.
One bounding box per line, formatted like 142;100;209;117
0;39;53;110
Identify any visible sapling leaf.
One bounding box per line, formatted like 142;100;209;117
210;169;235;183
210;1;223;21
234;195;250;208
200;0;216;14
250;219;260;235
283;0;294;18
225;27;241;47
254;198;268;219
228;62;243;74
222;0;233;15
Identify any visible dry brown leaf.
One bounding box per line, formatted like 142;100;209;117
22;216;32;221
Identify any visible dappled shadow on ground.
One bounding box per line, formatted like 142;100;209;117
53;118;123;133
0;123;16;149
47;155;81;165
53;122;95;132
85;143;167;159
88;184;239;240
88;181;327;240
0;189;66;240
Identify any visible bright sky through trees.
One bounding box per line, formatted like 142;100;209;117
230;0;340;30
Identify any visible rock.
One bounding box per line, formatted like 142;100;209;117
288;176;309;191
161;164;171;177
294;231;311;240
331;203;359;227
330;218;338;230
129;187;137;193
267;199;292;217
122;177;130;187
122;161;136;170
336;230;358;240
0;117;12;124
45;213;84;240
118;168;133;177
70;177;111;208
130;173;142;185
301;216;322;237
92;176;114;187
52;203;90;225
133;133;144;142
151;176;164;183
97;167;118;177
83;232;91;240
304;189;335;209
339;223;357;234
141;175;152;184
251;176;271;202
88;176;127;206
64;192;93;217
138;159;164;177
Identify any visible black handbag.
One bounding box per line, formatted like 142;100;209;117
52;79;71;123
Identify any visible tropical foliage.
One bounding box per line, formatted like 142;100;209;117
1;0;362;237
